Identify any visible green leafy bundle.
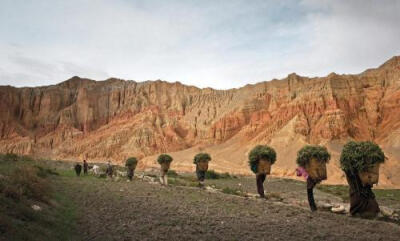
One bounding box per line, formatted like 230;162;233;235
157;154;173;164
296;145;331;167
193;153;211;164
340;141;385;173
125;157;138;168
248;145;277;174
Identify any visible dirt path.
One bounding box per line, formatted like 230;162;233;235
59;175;400;241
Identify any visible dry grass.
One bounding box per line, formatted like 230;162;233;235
0;155;76;241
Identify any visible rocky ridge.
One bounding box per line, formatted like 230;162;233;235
1;56;400;187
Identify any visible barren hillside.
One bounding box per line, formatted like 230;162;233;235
1;56;400;187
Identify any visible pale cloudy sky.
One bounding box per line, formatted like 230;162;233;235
0;0;399;89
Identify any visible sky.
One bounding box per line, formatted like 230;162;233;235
0;0;399;89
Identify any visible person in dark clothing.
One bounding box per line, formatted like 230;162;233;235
196;165;206;186
256;173;267;198
248;145;277;199
193;153;211;187
83;160;88;175
125;157;138;182
74;163;82;176
296;145;330;211
307;177;318;211
345;171;380;218
127;168;134;181
105;161;113;178
340;141;385;218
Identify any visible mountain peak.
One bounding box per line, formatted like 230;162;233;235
379;55;400;68
59;76;95;88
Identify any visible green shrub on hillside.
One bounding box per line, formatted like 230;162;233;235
248;145;276;174
2;166;51;203
340;141;385;173
296;145;330;167
205;170;234;179
167;170;179;177
3;153;18;162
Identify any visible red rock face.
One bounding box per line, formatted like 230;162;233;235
1;57;400;187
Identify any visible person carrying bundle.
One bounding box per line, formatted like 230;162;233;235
157;154;173;186
295;145;330;211
106;161;113;178
83;160;88;175
74;163;82;176
340;141;385;218
193;153;211;187
125;157;138;181
248;145;277;199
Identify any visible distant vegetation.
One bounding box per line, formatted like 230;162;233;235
221;187;243;196
205;170;236;179
167;169;179;177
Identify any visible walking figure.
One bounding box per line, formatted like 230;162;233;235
74;163;82;176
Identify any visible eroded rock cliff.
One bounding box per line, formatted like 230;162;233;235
1;57;400;186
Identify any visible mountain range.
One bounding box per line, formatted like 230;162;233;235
1;56;400;187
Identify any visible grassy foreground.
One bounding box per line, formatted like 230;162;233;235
1;154;399;241
317;184;400;207
0;154;77;241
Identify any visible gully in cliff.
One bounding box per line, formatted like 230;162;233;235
248;145;277;199
193;153;211;187
340;141;385;218
295;145;330;211
157;154;173;186
125;157;138;181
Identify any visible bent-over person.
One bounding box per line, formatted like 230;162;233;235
248;145;277;199
193;153;211;187
125;157;138;181
74;163;82;176
296;145;330;211
106;161;113;178
340;141;385;218
157;154;173;185
83;160;88;175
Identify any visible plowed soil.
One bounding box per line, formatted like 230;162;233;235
58;175;400;241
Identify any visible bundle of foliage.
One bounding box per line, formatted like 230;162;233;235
125;157;138;169
340;141;385;173
248;145;277;173
296;145;331;167
193;153;211;164
157;154;173;164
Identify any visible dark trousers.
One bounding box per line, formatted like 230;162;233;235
75;165;82;176
196;170;205;182
307;178;317;211
345;172;380;217
256;174;266;198
127;169;134;181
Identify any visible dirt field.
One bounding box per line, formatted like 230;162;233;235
58;173;400;241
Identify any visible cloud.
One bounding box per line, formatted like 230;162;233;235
0;0;399;89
